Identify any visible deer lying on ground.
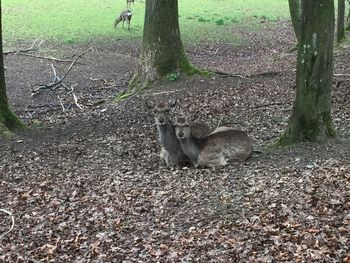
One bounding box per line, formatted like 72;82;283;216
174;115;253;168
145;99;212;166
114;10;132;30
127;0;135;7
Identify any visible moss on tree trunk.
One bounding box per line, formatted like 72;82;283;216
278;0;336;146
347;0;350;30
129;0;200;91
0;4;25;138
337;0;346;43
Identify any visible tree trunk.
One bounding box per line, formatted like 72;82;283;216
129;0;198;91
288;0;302;43
337;0;346;43
0;2;24;137
346;0;350;30
278;0;336;145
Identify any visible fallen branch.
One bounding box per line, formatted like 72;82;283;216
211;69;250;79
0;209;15;241
18;52;77;63
152;90;177;96
249;71;283;78
26;106;65;115
3;38;45;55
334;73;350;77
249;101;292;110
31;47;92;95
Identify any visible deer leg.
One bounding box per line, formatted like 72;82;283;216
127;20;130;30
122;20;124;29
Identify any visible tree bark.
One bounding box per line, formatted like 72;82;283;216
278;0;336;145
288;0;302;43
129;0;198;91
0;2;25;137
346;0;350;30
337;0;346;43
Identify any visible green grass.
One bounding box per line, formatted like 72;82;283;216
2;0;289;45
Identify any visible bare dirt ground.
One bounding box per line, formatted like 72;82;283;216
0;20;349;262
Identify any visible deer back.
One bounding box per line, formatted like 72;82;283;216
190;121;212;138
197;128;253;166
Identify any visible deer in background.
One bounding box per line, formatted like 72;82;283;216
127;0;135;7
174;115;253;168
114;10;132;30
145;98;212;167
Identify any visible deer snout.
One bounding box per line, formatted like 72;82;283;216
158;117;165;124
177;131;184;139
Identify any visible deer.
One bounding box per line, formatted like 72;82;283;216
145;98;212;167
174;115;253;168
127;0;135;7
114;10;132;30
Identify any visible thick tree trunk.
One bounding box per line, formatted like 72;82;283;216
278;0;336;145
337;0;346;43
130;0;198;91
0;3;24;137
288;0;302;43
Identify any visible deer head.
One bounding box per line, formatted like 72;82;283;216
174;115;192;140
145;98;177;126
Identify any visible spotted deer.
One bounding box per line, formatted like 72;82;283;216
174;115;253;168
114;10;132;30
145;99;212;167
127;0;134;7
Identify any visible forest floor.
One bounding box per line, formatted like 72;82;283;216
0;20;350;262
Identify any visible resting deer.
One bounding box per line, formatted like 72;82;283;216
127;0;135;7
174;115;253;168
114;10;132;30
145;99;212;166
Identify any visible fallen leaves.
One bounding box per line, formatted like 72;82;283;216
1;20;349;263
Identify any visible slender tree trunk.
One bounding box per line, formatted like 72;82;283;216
337;0;346;43
346;0;350;30
129;0;198;91
288;0;302;43
0;2;24;137
278;0;336;145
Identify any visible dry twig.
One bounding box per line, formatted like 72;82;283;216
334;73;350;77
73;93;84;110
3;38;45;55
57;95;66;112
249;102;287;109
31;47;92;95
0;209;15;241
215;116;224;129
17;53;77;63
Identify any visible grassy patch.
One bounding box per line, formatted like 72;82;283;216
2;0;289;45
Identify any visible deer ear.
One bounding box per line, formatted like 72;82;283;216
168;99;177;108
190;110;199;122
